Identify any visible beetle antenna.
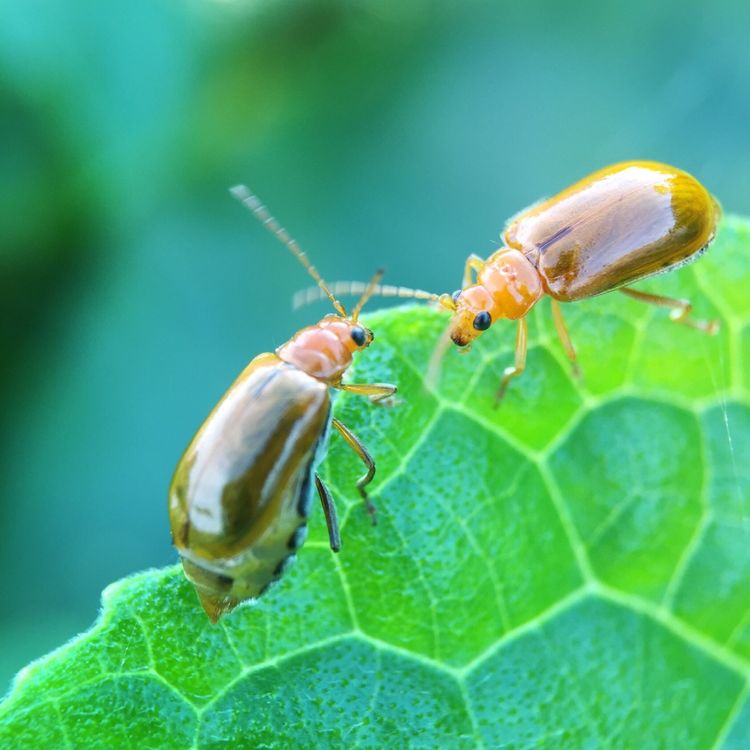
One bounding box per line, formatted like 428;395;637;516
230;185;347;317
351;268;385;322
293;281;455;311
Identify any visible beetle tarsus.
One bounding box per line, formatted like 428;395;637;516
316;474;341;552
363;497;378;526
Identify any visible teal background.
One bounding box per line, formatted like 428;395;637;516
1;0;749;692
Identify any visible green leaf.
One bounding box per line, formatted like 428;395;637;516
3;216;750;749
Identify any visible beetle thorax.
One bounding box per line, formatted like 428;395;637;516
479;248;544;319
277;315;371;384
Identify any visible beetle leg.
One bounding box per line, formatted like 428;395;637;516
550;299;581;380
331;418;378;525
463;254;486;288
495;317;528;403
620;288;719;334
315;474;341;552
425;320;453;392
336;381;397;405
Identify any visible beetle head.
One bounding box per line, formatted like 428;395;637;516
446;286;495;349
319;315;374;354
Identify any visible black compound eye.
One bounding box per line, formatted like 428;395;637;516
350;326;367;346
473;311;492;331
451;289;462;302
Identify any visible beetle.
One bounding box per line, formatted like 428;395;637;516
168;186;395;622
296;161;720;398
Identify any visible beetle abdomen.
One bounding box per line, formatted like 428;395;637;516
177;453;316;622
504;161;720;301
168;353;331;621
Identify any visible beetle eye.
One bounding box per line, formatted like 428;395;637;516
473;311;492;331
350;326;367;347
451;289;462;302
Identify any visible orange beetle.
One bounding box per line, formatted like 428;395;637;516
299;161;720;397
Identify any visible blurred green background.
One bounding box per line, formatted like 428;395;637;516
1;0;749;692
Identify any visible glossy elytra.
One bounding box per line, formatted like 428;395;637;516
168;186;395;622
298;161;720;398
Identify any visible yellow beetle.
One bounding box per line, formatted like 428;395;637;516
302;161;720;398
